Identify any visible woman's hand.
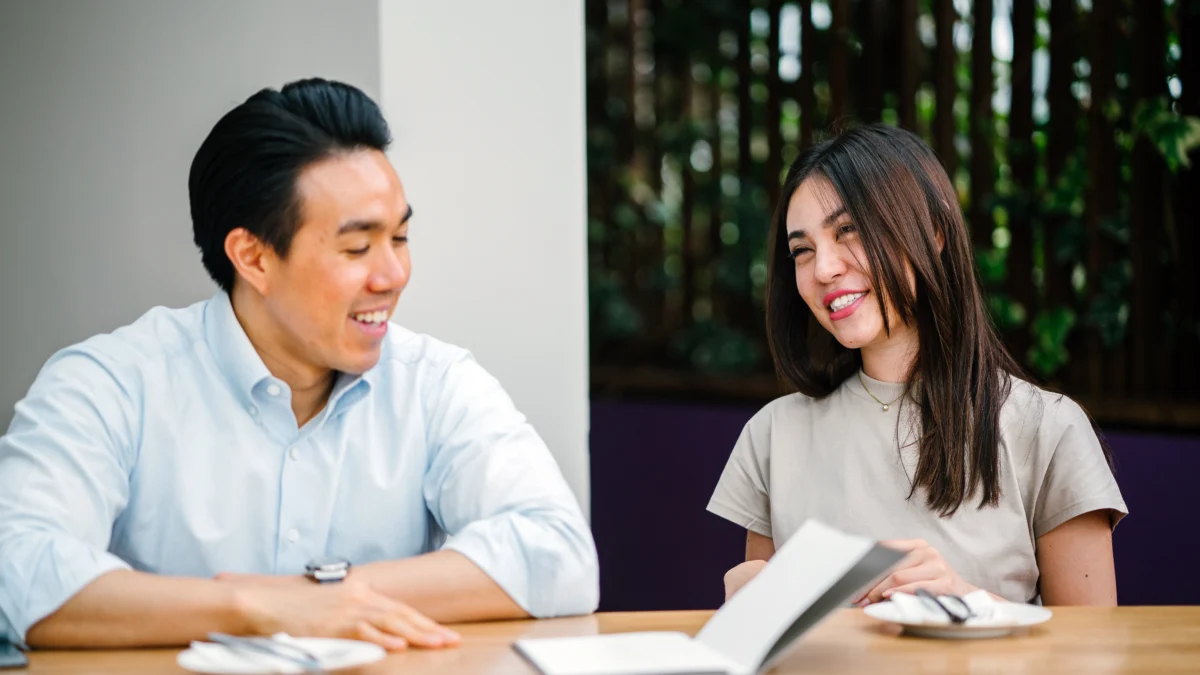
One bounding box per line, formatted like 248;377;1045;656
855;539;978;605
723;560;768;602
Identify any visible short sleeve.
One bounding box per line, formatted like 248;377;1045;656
1032;397;1128;539
706;411;773;539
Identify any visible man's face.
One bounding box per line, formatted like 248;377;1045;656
258;149;411;375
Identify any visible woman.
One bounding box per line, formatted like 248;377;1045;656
708;124;1125;606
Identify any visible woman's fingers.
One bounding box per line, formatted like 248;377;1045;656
880;580;956;599
854;540;940;604
878;539;929;553
868;559;940;600
852;551;921;604
862;563;941;604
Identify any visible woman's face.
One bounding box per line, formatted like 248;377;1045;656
784;177;914;352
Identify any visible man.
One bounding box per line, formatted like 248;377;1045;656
0;78;598;650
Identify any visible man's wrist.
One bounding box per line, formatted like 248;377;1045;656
227;582;270;636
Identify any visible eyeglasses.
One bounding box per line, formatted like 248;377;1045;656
914;588;973;624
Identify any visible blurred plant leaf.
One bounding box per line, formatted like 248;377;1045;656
988;293;1027;333
1084;261;1132;349
1133;97;1200;172
1027;306;1077;378
669;319;760;375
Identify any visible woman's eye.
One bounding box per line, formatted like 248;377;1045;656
392;236;408;246
788;247;812;260
837;224;856;237
346;246;369;256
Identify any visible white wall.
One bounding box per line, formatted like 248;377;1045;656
378;1;591;512
0;0;380;426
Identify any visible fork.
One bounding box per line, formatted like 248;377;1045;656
914;588;973;624
206;633;324;673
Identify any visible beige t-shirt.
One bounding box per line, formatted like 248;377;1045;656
707;371;1127;602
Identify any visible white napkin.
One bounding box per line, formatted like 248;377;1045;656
177;633;385;674
882;590;1003;625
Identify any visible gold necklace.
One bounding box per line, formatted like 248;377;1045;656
857;371;904;412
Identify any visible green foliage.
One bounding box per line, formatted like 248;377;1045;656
1085;260;1133;349
989;293;1029;333
589;271;645;347
669;320;761;375
1028;307;1077;377
585;0;1193;390
976;247;1008;287
1133;97;1200;172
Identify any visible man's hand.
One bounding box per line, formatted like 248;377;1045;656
232;577;461;651
855;539;978;605
723;560;768;602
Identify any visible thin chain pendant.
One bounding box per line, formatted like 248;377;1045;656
882;404;890;412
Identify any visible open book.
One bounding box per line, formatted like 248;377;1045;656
514;520;903;675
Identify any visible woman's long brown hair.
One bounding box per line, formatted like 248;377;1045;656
766;124;1027;516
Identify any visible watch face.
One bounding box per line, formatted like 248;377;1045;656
310;567;348;582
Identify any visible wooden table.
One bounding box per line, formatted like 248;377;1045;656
15;607;1200;674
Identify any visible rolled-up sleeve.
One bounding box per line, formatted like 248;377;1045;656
0;351;137;645
421;352;598;618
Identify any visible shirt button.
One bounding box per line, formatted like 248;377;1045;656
288;446;299;461
284;528;300;543
267;383;282;397
247;405;258;417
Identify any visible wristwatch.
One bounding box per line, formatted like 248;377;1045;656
304;556;352;583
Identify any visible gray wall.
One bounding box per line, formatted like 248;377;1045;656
0;0;381;428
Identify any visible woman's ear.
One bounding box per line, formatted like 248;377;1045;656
936;198;951;254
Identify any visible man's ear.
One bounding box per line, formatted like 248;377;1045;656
224;228;275;296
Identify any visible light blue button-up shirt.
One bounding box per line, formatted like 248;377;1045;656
0;292;598;643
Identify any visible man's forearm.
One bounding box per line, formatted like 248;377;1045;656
25;569;247;648
355;550;528;623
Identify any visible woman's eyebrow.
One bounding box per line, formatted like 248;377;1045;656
788;206;849;242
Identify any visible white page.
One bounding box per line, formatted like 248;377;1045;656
514;631;745;675
514;520;899;675
694;520;878;672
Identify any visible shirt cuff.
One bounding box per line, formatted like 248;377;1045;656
706;498;773;539
1034;498;1129;540
0;535;132;646
441;513;598;618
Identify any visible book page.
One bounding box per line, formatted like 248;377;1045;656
514;631;743;675
695;520;896;672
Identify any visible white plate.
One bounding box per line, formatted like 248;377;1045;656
863;600;1053;639
177;636;386;674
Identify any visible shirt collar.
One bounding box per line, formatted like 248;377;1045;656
203;291;374;417
204;291;273;408
329;370;372;418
